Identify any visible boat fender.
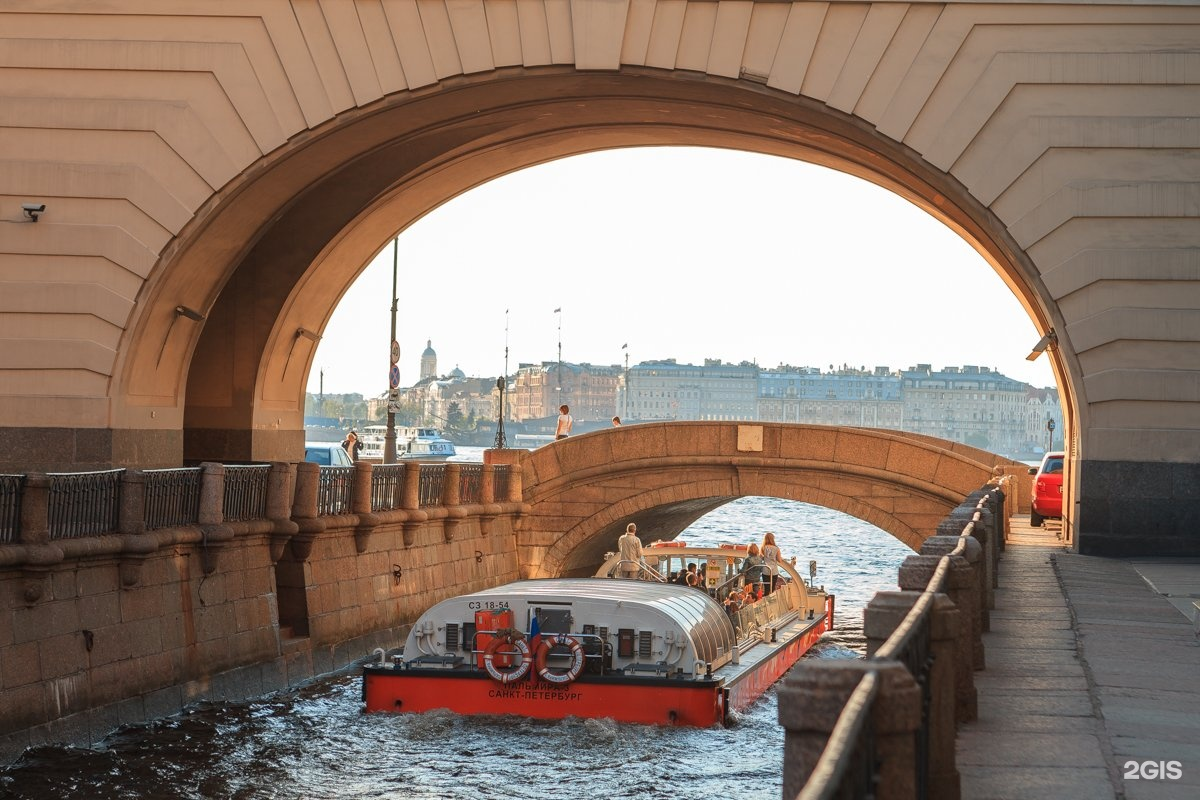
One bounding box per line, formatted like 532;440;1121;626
534;634;586;684
483;634;532;684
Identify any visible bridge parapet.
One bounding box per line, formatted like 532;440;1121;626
781;477;1012;799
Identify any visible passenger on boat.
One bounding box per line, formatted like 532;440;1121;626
678;563;698;587
740;543;767;595
761;532;782;594
617;523;643;579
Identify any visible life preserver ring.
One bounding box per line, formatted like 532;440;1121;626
534;634;586;685
483;634;532;684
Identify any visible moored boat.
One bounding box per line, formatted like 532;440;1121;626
362;542;833;726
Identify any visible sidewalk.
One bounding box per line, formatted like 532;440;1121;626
956;518;1200;799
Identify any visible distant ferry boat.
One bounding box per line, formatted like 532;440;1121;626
358;426;457;461
513;433;555;448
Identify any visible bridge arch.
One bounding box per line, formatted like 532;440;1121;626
3;1;1198;554
513;422;1016;577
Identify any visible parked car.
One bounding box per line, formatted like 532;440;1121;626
304;441;353;467
1028;451;1064;526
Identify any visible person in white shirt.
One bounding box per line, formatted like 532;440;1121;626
555;404;573;440
617;523;643;578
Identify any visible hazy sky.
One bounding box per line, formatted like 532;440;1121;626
307;147;1056;397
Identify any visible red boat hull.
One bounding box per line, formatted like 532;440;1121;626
363;609;832;727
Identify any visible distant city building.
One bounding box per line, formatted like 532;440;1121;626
899;364;1028;453
419;339;437;382
627;359;758;421
1025;386;1064;452
759;365;903;428
510;361;621;422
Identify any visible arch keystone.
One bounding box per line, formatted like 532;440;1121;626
571;0;632;70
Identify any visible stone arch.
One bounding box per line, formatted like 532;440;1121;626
517;422;997;577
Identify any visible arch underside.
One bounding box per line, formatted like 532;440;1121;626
115;66;1053;465
530;463;959;578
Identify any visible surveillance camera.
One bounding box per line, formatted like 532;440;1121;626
21;203;46;222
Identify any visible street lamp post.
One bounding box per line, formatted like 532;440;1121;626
384;236;399;463
494;310;508;449
1046;417;1055;452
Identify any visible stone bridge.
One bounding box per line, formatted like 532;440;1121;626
505;422;1027;576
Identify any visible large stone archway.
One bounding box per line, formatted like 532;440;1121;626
2;1;1198;554
511;421;1015;575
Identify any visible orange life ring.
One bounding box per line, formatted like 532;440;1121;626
534;634;585;685
483;634;532;684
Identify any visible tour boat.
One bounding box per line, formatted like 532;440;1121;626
361;542;833;726
399;426;456;459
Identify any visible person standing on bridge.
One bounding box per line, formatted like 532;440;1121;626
555;405;573;440
617;523;643;579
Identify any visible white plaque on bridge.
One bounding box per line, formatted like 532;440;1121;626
737;425;763;452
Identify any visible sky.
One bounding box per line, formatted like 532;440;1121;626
306;147;1056;397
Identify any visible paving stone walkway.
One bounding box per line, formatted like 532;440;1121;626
956;519;1200;800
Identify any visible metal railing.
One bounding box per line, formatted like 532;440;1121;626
48;469;123;539
418;464;446;507
222;465;269;522
143;467;202;530
493;464;511;501
370;464;404;511
317;466;354;516
458;464;483;504
0;474;23;543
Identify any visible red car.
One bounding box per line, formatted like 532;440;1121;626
1028;451;1064;526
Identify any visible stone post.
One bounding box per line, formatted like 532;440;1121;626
442;462;465;542
481;465;496;505
17;473;59;604
352;461;379;553
400;462;426;547
289;461;325;561
865;592;962;800
118;469;146;535
266;461;299;562
926;526;989;633
18;473;50;547
779;660;922;800
200;462;226;525
899;554;979;722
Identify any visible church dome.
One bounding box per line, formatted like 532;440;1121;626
422;339;436;357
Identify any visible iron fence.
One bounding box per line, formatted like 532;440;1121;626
370;464;404;511
418;464;446;508
143;467;202;530
0;474;23;543
317;466;354;516
222;465;269;522
48;469;123;539
493;464;510;501
459;464;483;504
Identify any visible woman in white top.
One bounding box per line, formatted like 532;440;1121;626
555;404;573;439
760;531;782;593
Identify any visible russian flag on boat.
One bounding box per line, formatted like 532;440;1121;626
528;615;541;653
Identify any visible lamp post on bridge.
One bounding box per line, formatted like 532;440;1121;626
1046;417;1055;452
384;236;399;464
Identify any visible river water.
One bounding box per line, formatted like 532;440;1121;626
1;452;911;800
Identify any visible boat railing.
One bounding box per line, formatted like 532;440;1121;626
604;558;666;581
785;480;1010;800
